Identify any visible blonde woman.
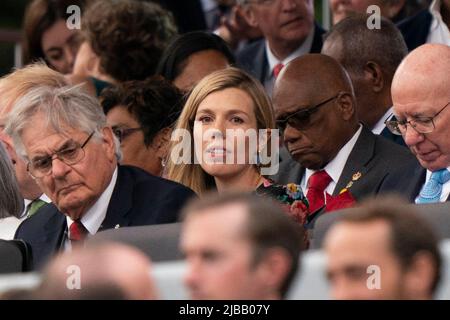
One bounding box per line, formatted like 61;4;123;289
166;67;309;223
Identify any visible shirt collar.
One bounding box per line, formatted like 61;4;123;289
66;166;118;235
265;26;315;75
372;107;394;135
304;124;363;188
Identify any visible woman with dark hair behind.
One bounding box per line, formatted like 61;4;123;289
156;31;235;92
0;143;24;239
22;0;87;74
100;76;183;177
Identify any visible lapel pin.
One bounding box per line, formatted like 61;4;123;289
114;224;120;229
352;172;362;181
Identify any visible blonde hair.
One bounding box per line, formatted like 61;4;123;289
0;62;67;117
166;67;275;196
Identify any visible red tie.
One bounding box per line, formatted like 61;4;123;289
306;170;332;213
69;220;88;244
273;63;284;79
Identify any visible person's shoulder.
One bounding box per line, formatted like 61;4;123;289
236;38;265;62
397;9;432;30
118;165;196;196
15;203;61;238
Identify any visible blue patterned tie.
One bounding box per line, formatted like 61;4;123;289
416;169;450;203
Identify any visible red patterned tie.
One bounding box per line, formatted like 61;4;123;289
306;170;332;213
69;220;88;244
273;63;284;79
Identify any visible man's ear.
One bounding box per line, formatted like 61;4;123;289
0;133;19;165
364;61;384;93
151;127;172;158
337;92;356;121
101;126;117;162
240;4;259;28
403;251;437;300
255;248;293;298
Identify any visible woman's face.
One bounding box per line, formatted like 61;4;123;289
41;19;82;74
193;88;260;179
107;105;163;176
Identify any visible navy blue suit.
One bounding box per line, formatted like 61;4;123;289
397;10;433;51
14;165;196;270
236;23;325;84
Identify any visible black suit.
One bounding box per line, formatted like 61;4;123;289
236;23;325;84
270;126;422;225
14;165;196;269
397;9;433;51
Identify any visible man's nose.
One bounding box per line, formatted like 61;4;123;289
51;157;72;178
403;125;424;147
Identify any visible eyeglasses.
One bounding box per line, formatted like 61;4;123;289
27;131;95;179
112;126;143;143
385;101;450;136
276;93;342;133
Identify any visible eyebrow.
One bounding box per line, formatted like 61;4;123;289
196;108;250;117
31;139;76;160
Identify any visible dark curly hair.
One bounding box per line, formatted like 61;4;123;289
100;76;184;146
83;0;178;82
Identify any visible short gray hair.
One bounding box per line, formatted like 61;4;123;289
4;84;121;161
0;143;23;218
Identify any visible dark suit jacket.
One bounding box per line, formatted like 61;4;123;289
154;0;207;33
397;9;432;51
14;165;196;270
270;125;422;225
236;23;325;84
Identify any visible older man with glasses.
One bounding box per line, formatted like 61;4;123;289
5;83;196;269
271;54;420;227
386;44;450;203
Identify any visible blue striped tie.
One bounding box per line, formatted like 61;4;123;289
416;169;450;203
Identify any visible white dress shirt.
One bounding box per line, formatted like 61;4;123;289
427;0;450;46
264;27;315;96
300;125;363;195
372;107;394;135
415;166;450;203
65;167;118;250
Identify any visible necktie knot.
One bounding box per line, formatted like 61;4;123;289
431;168;450;184
273;63;284;79
69;220;88;243
417;169;450;204
306;170;332;213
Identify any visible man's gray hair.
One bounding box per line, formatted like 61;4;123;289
4;84;121;161
0;143;23;219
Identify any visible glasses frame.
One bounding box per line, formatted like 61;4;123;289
385;101;450;136
276;92;343;133
112;126;143;143
27;131;95;179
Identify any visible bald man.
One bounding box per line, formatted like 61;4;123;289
35;243;158;299
271;54;420;225
387;44;450;203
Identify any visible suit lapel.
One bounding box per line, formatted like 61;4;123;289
333;126;377;196
98;166;133;231
310;24;325;53
255;42;268;83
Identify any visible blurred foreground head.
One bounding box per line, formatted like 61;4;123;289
36;242;158;299
181;192;305;300
324;196;441;300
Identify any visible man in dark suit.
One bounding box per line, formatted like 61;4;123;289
397;0;450;51
321;16;408;147
389;44;450;204
5;83;195;270
271;54;421;226
235;0;324;95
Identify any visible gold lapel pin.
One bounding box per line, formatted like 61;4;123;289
352;172;362;181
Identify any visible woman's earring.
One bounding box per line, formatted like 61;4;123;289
254;150;261;166
161;158;167;168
